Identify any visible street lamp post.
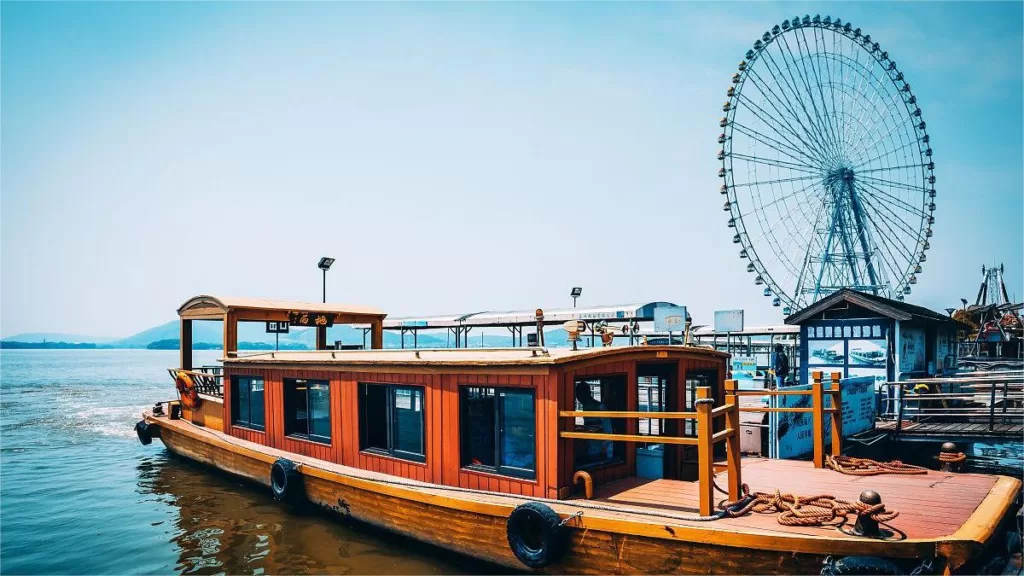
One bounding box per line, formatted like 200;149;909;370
570;286;582;308
318;257;335;303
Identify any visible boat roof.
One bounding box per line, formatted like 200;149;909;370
223;345;728;367
784;289;956;325
178;295;385;320
383;302;680;329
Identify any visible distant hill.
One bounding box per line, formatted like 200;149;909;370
8;321;579;350
1;332;116;344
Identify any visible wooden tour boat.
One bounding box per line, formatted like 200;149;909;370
137;295;1022;574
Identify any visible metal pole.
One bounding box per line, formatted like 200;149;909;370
322;269;327;303
989;381;997;431
275;332;279;352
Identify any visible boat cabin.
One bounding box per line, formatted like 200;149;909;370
173;295;732;503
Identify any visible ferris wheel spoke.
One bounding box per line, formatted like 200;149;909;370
846;102;914;166
730;120;826;167
778;32;839;161
854;179;930;219
729;152;823;174
852;137;926;171
731;173;821;188
736;178;822;220
764;39;839;164
856;173;928;194
854;185;925;246
799;27;844;160
735;73;832;167
855;163;931;174
859;205;911;290
813;29;844;157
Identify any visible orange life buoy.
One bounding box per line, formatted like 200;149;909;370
175;371;201;409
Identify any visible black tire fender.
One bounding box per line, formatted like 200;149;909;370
824;556;904;575
135;421;153;446
270;458;302;501
506;502;569;570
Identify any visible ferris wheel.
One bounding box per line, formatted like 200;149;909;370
719;15;935;314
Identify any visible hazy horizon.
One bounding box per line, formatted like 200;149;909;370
3;2;1022;339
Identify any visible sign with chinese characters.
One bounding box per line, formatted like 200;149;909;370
265;321;290;334
654;306;687;332
714;309;744;333
578;310;631;320
773;376;874;459
289;312;335;328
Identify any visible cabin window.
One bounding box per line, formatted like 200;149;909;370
231;376;265;431
460;387;535;479
284;378;331;444
358;383;426;463
573;376;627;468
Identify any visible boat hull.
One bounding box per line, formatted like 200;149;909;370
152;424;839;574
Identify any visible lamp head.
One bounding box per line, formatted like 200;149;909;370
318;257;335;271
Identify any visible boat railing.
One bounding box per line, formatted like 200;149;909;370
878;372;1024;435
166;368;224;398
558;385;742;516
728;371;843;469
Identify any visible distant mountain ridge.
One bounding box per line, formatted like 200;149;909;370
4;321;575;350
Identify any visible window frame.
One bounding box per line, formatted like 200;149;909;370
283;378;332;445
358;382;427;463
572;375;628;469
231;375;266;431
459;386;536;480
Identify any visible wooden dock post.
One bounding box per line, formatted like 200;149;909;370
830;371;843;456
724;379;742;501
811;371;824;468
696;386;714;516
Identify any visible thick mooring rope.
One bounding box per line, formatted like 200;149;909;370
938;451;967;464
714;482;900;527
825;454;928;476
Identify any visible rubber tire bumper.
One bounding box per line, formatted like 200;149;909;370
271;458;302;501
135;421;153;445
506;502;569;569
826;556;903;575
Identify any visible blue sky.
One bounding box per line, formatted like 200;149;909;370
2;2;1021;338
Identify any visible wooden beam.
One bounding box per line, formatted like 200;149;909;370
558;431;698;446
695;386;714;516
180;319;193;371
811;374;824;468
830;372;843;457
224;311;238;359
316;326;328;351
724;380;742;501
558;410;698;419
371;320;384;350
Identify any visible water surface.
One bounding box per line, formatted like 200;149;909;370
0;350;490;574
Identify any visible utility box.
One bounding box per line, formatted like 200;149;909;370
636;445;664;479
740;411;768;456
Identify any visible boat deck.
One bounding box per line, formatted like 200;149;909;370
585;458;999;539
150;412;1013;544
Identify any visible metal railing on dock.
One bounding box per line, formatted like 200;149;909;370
880;371;1024;435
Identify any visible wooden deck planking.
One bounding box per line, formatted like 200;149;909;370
589;458;997;539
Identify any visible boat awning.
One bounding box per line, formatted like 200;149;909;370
383;302;681;330
178;295;386;322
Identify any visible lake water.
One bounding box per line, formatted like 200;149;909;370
0;350;494;574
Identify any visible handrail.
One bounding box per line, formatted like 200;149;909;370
558;410;698;419
167;368;223;398
879;372;1024;434
558;385;742;516
726;371;843;469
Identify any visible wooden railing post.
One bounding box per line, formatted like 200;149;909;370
724;379;742;501
811;371;824;468
830;371;843;457
695;386;714;516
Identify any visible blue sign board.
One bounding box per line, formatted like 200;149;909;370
654;306;687;333
772;376;875;459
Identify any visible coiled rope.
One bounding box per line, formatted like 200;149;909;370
938;451;967;464
715;482;899;527
825;454;928;476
